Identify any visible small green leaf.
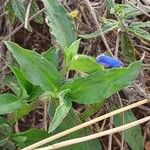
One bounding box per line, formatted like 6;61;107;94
78;19;118;39
128;26;150;41
12;128;50;148
64;39;80;64
63;60;142;104
121;33;135;63
5;1;15;24
0;124;12;146
5;41;61;92
49;101;102;150
43;0;76;49
48;90;72;133
0;93;22;115
129;21;150;28
113;110;144;150
42;47;58;68
30;0;44;24
2;76;21;96
10;66;31;99
106;0;115;9
69;54;104;73
11;0;26;23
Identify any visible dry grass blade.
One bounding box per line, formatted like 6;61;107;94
35;115;150;150
24;0;32;29
84;0;113;55
21;99;149;150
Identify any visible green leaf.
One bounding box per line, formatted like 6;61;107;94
129;21;150;28
106;0;115;9
113;110;144;150
121;33;135;63
80;100;106;121
43;0;76;49
69;54;104;74
42;47;58;68
10;66;32;98
64;39;80;64
30;0;44;24
128;26;150;41
0;140;16;150
124;4;150;19
63;60;142;104
2;76;21;96
11;0;26;23
2;74;43;102
49;101;102;150
48;90;72;133
10;66;43;101
78;19;118;39
0;93;22;115
5;1;15;24
5;41;61;92
12;128;50;148
0;124;12;146
8;100;39;125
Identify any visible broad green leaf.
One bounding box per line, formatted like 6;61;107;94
113;109;144;150
121;33;135;63
28;86;43;102
5;41;61;92
2;76;21;96
69;54;104;74
12;128;50;148
128;26;150;41
49;101;102;150
30;0;44;24
78;19;118;39
42;47;58;68
10;66;31;98
64;39;80;64
2;74;43;102
10;66;43;101
63;60;142;104
11;0;25;23
48;90;72;133
43;0;76;49
0;124;12;146
0;93;22;115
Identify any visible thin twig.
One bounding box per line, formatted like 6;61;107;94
43;101;48;131
36;116;150;150
84;0;113;56
117;93;124;150
108;117;113;150
114;30;120;57
21;99;149;150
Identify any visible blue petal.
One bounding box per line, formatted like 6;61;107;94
96;54;124;68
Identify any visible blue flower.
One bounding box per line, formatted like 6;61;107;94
96;54;124;68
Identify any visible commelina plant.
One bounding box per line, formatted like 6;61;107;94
0;0;148;149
